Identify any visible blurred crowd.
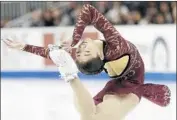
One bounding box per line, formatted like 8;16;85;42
1;1;176;28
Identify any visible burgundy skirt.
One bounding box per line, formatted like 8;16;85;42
93;79;171;107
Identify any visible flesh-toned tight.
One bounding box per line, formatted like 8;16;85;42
70;78;140;120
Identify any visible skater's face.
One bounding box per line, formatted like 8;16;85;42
76;38;100;63
75;38;105;75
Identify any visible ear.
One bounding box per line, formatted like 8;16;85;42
94;40;104;60
98;50;104;60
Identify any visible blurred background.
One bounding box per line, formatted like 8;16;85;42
1;1;176;27
1;1;176;120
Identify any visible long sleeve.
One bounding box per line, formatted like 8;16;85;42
23;44;50;59
71;4;127;50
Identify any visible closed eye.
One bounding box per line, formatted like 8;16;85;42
85;51;90;53
84;54;91;56
76;50;81;54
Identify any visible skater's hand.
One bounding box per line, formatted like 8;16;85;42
60;40;73;53
2;36;26;50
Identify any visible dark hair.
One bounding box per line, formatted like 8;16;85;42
76;56;105;75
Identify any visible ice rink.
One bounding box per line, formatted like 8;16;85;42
1;79;176;120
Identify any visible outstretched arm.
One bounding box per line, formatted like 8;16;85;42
2;38;51;59
71;4;126;48
23;44;50;59
2;38;65;59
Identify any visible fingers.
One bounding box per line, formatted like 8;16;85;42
3;39;18;48
6;39;14;43
61;43;69;48
3;39;13;47
3;39;12;46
